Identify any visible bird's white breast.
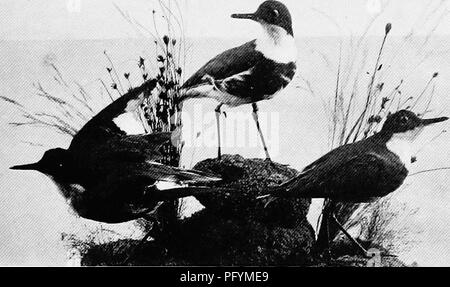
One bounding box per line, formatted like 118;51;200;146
385;128;423;170
386;136;412;170
255;24;297;64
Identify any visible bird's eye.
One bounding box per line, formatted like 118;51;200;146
58;163;63;168
400;116;409;124
272;9;279;18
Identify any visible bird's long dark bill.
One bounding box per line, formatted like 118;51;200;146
421;116;449;126
231;13;255;20
10;162;39;170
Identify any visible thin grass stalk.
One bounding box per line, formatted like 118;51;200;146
331;44;342;148
346;23;392;144
410;72;438;110
104;51;125;94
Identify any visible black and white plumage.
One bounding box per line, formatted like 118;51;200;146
11;80;222;224
180;0;297;160
267;110;448;202
181;39;296;107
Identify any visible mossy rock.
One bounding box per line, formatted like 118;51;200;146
167;211;314;265
193;154;311;228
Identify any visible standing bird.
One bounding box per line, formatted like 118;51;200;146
260;110;448;256
180;0;297;161
10;80;222;225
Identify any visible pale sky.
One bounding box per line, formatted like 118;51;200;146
0;0;449;40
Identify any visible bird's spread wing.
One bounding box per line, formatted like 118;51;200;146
181;40;263;89
70;79;157;152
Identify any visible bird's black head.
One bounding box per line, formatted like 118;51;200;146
10;148;73;180
231;1;293;36
381;110;448;135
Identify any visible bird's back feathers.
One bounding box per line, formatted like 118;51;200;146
180;39;296;105
265;136;409;201
181;40;263;90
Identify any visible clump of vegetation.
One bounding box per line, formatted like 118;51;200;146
351;195;421;255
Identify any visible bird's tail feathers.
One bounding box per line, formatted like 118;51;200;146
256;175;303;200
174;168;222;184
256;176;308;209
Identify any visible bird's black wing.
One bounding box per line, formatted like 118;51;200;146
181;40;263;89
273;147;401;201
273;146;352;196
69;79;157;152
82;131;221;185
100;132;173;163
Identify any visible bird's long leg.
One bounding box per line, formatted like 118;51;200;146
314;202;333;260
251;103;271;161
331;213;369;257
325;214;332;260
215;103;223;160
